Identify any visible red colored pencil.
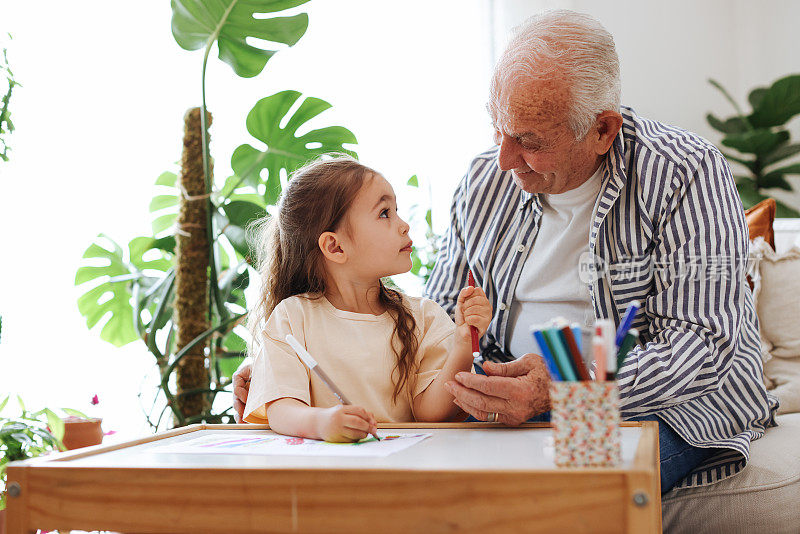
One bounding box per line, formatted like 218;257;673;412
559;325;591;381
467;270;480;358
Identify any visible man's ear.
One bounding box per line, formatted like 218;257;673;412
318;231;347;264
592;110;623;155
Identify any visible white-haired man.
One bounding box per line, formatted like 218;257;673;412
426;10;776;493
235;10;776;493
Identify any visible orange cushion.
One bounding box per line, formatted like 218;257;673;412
745;198;776;250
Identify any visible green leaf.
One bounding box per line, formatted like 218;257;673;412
16;395;25;413
155;171;178;187
149;194;179;212
407;175;419;187
61;408;89;418
722;129;789;157
230;91;358;205
171;0;310;78
776;200;800;218
735;178;766;210
218;354;246;380
75;235;139;347
0;396;8;413
214;211;247;259
129;237;173;272
706;113;748;134
218;175;266;206
10;432;33;446
219;331;247;379
763;143;800;167
748;87;768;111
152;236;177;255
43;409;64;441
152;212;178;236
219;263;249;305
223;200;266;228
150;173;180;236
759;173;792;190
410;254;422;275
760;163;800;192
222;330;247;353
425;208;433;229
748;74;800;128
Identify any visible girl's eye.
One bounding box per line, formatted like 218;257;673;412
379;208;389;219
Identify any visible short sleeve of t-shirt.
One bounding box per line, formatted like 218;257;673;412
242;300;311;424
411;297;457;398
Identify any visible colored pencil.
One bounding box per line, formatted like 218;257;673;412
570;323;583;355
559;325;591;381
596;318;617;381
616;328;639;373
593;330;606;382
531;327;563;381
285;334;380;441
615;300;641;347
543;328;578;381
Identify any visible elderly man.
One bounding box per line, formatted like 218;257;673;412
235;10;776;493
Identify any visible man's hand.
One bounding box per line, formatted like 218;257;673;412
232;361;252;423
444;354;551;425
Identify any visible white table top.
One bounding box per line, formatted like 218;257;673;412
53;426;643;471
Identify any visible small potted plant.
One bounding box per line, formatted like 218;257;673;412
61;395;104;451
0;396;65;533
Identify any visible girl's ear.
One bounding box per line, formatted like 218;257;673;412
318;232;347;264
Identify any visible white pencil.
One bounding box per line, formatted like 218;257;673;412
285;334;379;440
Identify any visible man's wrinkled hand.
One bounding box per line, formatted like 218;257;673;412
444;354;551;426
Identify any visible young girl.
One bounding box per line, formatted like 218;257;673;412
242;156;492;442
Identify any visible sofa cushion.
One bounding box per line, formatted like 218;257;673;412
662;413;800;534
745;198;776;250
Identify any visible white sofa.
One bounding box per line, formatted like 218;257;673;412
662;219;800;533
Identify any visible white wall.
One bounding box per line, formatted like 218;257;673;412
0;1;494;437
491;0;800;210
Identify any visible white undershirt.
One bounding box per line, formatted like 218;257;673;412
506;165;603;360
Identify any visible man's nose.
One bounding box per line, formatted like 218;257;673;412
496;134;522;171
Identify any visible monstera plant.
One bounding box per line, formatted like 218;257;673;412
707;74;800;217
75;0;357;429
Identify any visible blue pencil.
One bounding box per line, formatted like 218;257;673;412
570;323;583;355
544;328;578;381
531;328;563;381
615;300;641;348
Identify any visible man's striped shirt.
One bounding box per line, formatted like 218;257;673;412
424;106;778;489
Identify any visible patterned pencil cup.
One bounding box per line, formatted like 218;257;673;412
550;382;621;468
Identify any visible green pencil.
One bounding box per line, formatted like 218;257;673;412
616;328;639;374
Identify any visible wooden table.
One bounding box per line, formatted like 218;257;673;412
5;422;661;533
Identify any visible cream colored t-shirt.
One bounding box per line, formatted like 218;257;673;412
243;293;456;424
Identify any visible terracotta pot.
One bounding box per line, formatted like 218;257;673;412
62;417;103;450
1;508;6;534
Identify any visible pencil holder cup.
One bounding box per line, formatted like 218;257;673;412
549;382;621;468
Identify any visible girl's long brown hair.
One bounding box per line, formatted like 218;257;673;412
247;156;419;403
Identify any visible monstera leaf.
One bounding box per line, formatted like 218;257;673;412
171;0;310;78
231;91;358;205
75;235;173;347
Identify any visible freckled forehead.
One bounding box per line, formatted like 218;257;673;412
494;76;571;135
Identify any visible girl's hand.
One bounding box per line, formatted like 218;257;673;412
454;286;493;345
315;405;378;443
